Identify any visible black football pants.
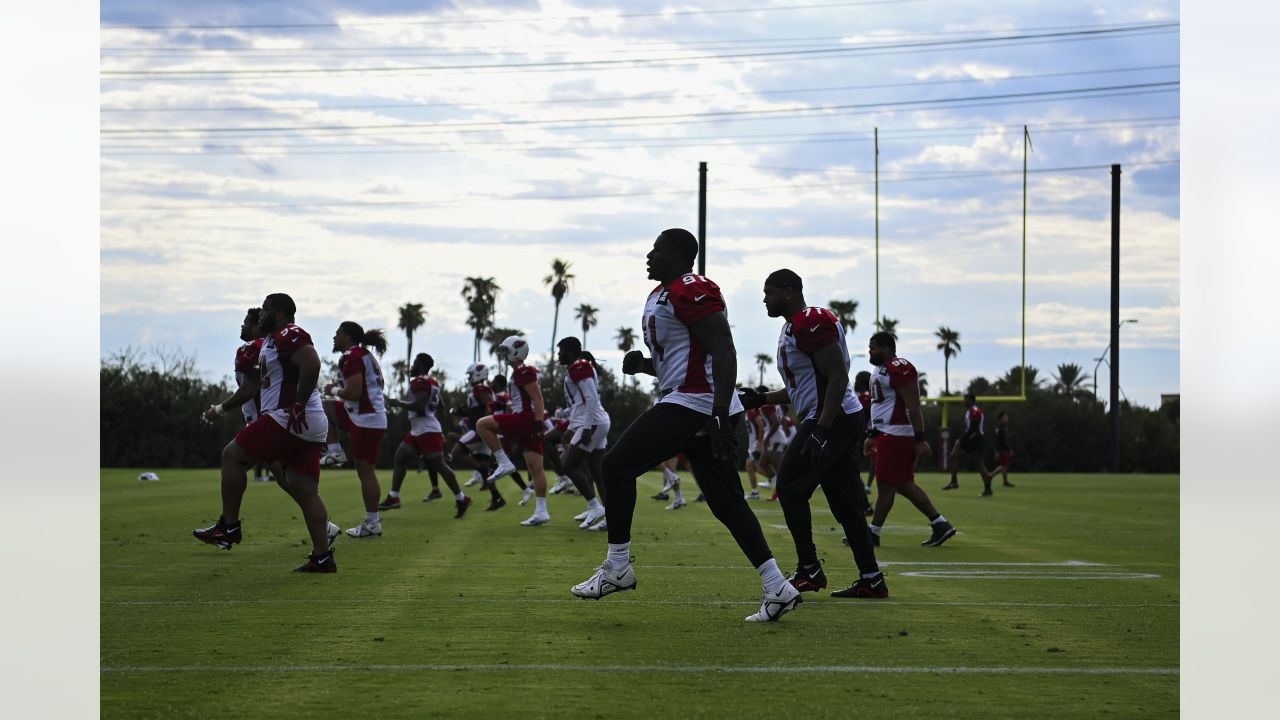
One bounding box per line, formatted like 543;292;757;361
602;403;774;568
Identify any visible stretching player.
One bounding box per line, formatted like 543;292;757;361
477;336;552;526
943;392;994;494
325;322;389;538
571;228;801;623
231;307;277;482
196;293;340;572
557;338;610;529
382;353;472;518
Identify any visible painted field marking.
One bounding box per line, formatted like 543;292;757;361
100;663;1178;676
101;597;1177;608
899;570;1161;580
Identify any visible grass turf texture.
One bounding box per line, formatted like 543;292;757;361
102;469;1178;719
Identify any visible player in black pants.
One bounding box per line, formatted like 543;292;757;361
570;228;802;623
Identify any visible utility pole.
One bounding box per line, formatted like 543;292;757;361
1110;164;1122;472
697;161;707;276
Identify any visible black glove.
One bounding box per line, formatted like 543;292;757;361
737;387;766;411
803;424;832;468
750;450;761;461
622;350;646;375
694;413;737;461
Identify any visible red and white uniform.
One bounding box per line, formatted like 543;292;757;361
869;355;922;484
564;359;611;449
234;338;263;422
336;346;387;430
467;382;494;423
259;323;327;443
762;405;786;451
775;306;861;423
857;390;873;430
403;374;444;455
746;407;764;449
642;273;744;417
493;364;543;454
963;405;985;440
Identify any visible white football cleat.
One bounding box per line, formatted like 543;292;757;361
660;472;680;493
345;521;383;538
519;486;536;506
463;471;483;488
587;518;608;532
550;476;572;495
573;509;590;521
520;512;550;527
321;450;348;468
745;490;761;500
757;479;772;489
571;562;636;599
487;459;517;484
578;507;607;529
665;497;687;511
326;520;341;547
745;582;803;623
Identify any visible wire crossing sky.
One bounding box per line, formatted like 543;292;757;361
100;1;1180;409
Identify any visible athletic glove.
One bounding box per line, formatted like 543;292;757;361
751;450;761;461
285;402;309;434
695;413;737;461
737;387;766;411
622;350;646;375
803;424;832;468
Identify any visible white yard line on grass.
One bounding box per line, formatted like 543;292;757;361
102;598;1178;608
100;663;1178;675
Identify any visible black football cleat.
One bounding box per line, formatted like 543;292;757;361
423;488;443;502
921;520;957;547
193;517;242;550
293;550;337;573
485;495;507;512
376;495;401;511
831;573;889;599
788;563;828;593
455;495;473;519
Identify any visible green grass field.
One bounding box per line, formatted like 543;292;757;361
101;469;1178;719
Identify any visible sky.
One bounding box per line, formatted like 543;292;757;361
99;0;1180;408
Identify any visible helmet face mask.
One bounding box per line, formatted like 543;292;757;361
499;335;530;364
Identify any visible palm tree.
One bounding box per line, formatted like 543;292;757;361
917;371;929;398
879;316;899;339
615;326;638;388
1052;362;1093;400
462;276;500;362
993;365;1043;396
935;325;962;395
828;299;859;335
544;259;575;355
574;303;599;349
754;353;773;387
397;302;426;387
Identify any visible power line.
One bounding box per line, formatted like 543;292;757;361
102;1;936;32
100;82;1180;136
100;23;1177;77
100;63;1179;114
100;160;1178;212
100;118;1181;156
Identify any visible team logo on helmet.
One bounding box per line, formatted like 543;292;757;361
497;335;530;364
466;362;489;384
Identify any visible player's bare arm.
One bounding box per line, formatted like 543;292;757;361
290;344;322;402
688;310;737;414
525;380;546;423
898;376;932;459
387;389;429;413
331;372;363;402
810;343;849;430
204;366;260;423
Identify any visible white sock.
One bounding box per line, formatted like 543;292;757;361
456;492;466;502
495;449;512;466
328;442;342;453
535;497;548;515
674;489;685;502
365;511;379;524
607;542;631;571
663;468;678;481
869;524;882;535
756;558;786;593
388;490;400;498
587;497;604;512
931;515;948;525
862;570;883;579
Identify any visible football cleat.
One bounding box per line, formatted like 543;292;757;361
921;520;957;547
980;488;994;497
757;479;772;489
1003;481;1016;488
377;495;401;511
578;507;606;529
520;512;551;527
193;517;241;550
345;521;382;538
519;486;536;507
486;459;518;484
253;473;273;483
941;481;959;491
788;563;828;593
745;582;802;622
464;471;483;488
651;491;670;501
454;495;473;519
571;562;637;599
573;509;591;522
694;493;706;503
745;490;761;500
485;495;507;511
320;449;349;468
326;520;341;547
587;518;608;532
831;573;889;599
550;476;573;495
767;491;779;502
293;550;337;573
423;488;443;502
665;497;687;511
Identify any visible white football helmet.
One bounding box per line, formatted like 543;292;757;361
465;362;489;384
497;335;530;364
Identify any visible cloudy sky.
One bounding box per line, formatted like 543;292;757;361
99;0;1179;408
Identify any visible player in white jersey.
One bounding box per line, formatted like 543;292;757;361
571;228;801;623
864;331;957;548
194;293;340;573
324;322;390;538
739;269;887;599
383;353;473;519
556;338;609;529
228;307;276;482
